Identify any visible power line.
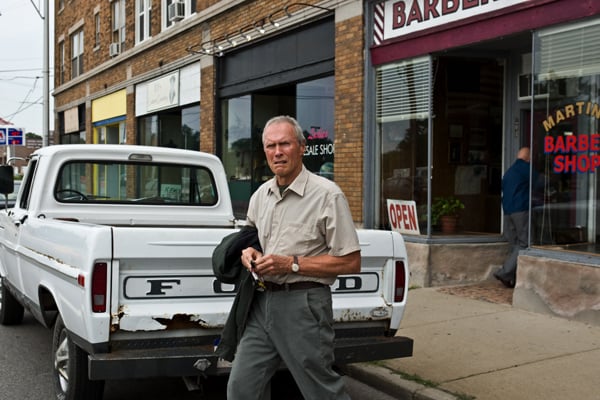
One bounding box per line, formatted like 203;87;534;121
3;77;41;121
0;76;43;81
0;68;48;73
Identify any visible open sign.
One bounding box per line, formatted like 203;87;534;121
387;199;420;235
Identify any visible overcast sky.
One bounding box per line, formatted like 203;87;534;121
0;0;54;136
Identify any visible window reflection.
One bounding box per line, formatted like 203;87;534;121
530;20;600;254
220;76;335;219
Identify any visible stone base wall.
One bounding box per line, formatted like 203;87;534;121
513;255;600;326
405;242;509;287
405;241;600;326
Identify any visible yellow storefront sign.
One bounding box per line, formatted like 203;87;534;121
92;90;126;123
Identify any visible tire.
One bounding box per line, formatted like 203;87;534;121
0;275;24;325
52;314;105;400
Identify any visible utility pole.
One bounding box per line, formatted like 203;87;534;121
43;0;49;147
31;0;49;146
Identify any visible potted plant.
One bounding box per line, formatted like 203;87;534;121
432;196;465;233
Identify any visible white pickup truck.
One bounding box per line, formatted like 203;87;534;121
0;144;412;400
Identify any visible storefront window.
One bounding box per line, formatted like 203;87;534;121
531;19;600;254
297;76;335;180
432;57;503;235
376;55;504;235
220;76;335;218
94;118;125;144
181;105;200;150
59;105;87;144
221;95;253;217
61;132;86;144
376;57;430;232
138;105;200;150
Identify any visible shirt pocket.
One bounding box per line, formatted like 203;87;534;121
283;221;322;254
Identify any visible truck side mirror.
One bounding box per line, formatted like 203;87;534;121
0;165;15;195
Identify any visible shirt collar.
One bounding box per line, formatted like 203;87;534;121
267;165;308;198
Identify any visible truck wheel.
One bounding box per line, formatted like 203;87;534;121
0;275;24;325
52;314;104;400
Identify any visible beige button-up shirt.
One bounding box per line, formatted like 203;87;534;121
246;166;360;285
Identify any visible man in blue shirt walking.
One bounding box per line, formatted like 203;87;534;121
495;147;533;288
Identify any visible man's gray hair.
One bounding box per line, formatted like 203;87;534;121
262;115;306;145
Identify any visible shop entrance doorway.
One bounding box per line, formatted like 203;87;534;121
431;56;504;233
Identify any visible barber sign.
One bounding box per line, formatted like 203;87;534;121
387;199;420;235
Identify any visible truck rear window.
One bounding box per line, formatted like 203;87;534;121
55;161;218;206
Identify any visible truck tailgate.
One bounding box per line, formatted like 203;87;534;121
111;227;237;334
111;228;408;333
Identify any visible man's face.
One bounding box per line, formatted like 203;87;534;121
263;121;305;185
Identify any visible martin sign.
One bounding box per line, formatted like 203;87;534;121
379;0;530;41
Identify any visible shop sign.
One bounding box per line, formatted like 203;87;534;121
146;71;180;112
387;199;420;235
543;101;600;173
303;126;335;180
377;0;530;42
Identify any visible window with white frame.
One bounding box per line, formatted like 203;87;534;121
112;0;126;51
163;0;197;30
71;29;84;79
136;0;153;43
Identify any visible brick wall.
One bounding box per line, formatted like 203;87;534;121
335;14;365;224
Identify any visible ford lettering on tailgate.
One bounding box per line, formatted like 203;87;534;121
123;272;379;299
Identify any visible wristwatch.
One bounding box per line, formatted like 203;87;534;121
291;256;300;273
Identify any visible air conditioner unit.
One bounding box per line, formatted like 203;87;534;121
109;42;121;57
168;1;185;22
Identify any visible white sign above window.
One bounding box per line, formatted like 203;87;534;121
146;71;180;112
379;0;530;42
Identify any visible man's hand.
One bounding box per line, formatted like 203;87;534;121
242;251;361;277
244;254;292;276
241;247;262;272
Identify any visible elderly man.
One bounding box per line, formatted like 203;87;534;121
227;115;361;400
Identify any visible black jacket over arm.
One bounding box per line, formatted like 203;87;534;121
212;226;261;361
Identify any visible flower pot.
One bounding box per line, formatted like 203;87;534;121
440;215;459;234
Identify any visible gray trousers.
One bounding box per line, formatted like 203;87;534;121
498;210;529;281
227;286;349;400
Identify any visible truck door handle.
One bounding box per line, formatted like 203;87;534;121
15;215;28;226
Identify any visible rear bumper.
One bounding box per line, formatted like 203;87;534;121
88;336;413;380
334;335;413;364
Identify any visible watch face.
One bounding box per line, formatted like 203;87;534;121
292;263;300;273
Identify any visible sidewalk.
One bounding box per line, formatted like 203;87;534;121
343;282;600;400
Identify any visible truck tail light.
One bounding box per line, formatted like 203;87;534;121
394;260;406;302
92;262;107;313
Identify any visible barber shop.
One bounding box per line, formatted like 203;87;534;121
368;0;600;324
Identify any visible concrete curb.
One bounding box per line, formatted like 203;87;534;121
342;364;459;400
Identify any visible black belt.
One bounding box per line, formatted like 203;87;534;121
262;281;328;292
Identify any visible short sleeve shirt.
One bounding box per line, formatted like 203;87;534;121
246;166;361;285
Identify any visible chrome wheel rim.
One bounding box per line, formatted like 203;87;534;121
54;330;70;393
